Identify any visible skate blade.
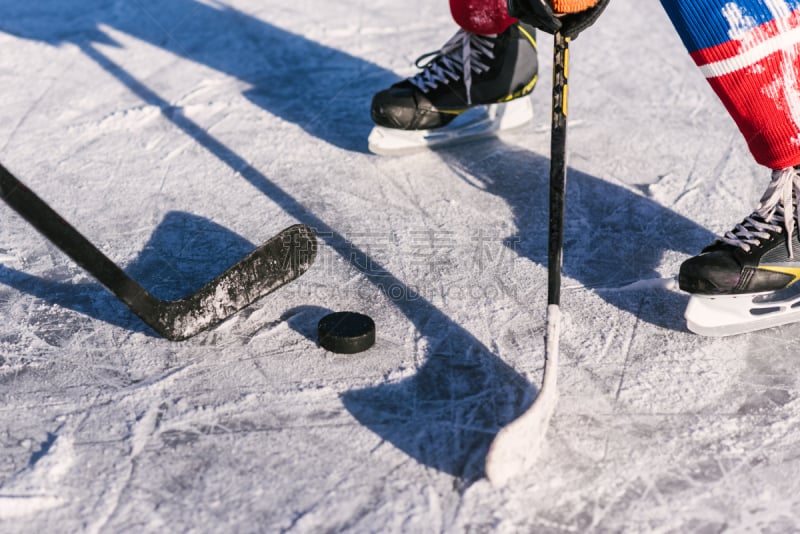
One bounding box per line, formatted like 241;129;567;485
685;287;800;336
367;97;533;156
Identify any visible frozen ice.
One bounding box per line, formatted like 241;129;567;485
1;0;799;531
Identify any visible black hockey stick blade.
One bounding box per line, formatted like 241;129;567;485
147;223;316;340
0;163;317;341
486;32;569;486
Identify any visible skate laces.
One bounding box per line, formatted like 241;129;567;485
720;167;800;257
408;29;497;105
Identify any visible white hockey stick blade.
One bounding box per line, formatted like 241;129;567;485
685;289;800;336
367;97;533;156
485;304;560;486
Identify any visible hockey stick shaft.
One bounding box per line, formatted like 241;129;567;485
549;32;569;306
484;32;569;486
0;163;161;315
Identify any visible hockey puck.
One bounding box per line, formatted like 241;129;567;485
317;311;375;354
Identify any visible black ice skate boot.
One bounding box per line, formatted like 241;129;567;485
368;22;538;154
679;167;800;336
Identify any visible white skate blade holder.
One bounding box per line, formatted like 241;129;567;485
367;97;532;155
686;288;800;336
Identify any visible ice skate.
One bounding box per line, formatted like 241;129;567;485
369;22;538;155
680;167;800;336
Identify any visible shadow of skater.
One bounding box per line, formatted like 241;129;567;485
340;137;716;484
0;211;253;337
341;320;535;483
278;298;537;483
435;137;716;331
280;272;538;483
0;0;397;152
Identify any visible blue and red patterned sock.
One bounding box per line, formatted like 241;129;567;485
661;0;800;169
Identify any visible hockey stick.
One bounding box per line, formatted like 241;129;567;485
0;163;317;341
485;32;569;486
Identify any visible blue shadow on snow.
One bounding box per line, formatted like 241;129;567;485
434;137;717;330
0;0;397;152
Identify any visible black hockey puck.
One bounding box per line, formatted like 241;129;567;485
317;311;375;354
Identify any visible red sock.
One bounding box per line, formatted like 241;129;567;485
449;0;517;35
661;1;800;169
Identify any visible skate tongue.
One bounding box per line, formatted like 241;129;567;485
408;30;495;104
721;167;800;256
758;167;800;258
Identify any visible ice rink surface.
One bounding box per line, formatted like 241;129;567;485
2;0;800;531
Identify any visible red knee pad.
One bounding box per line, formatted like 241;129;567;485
449;0;517;35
